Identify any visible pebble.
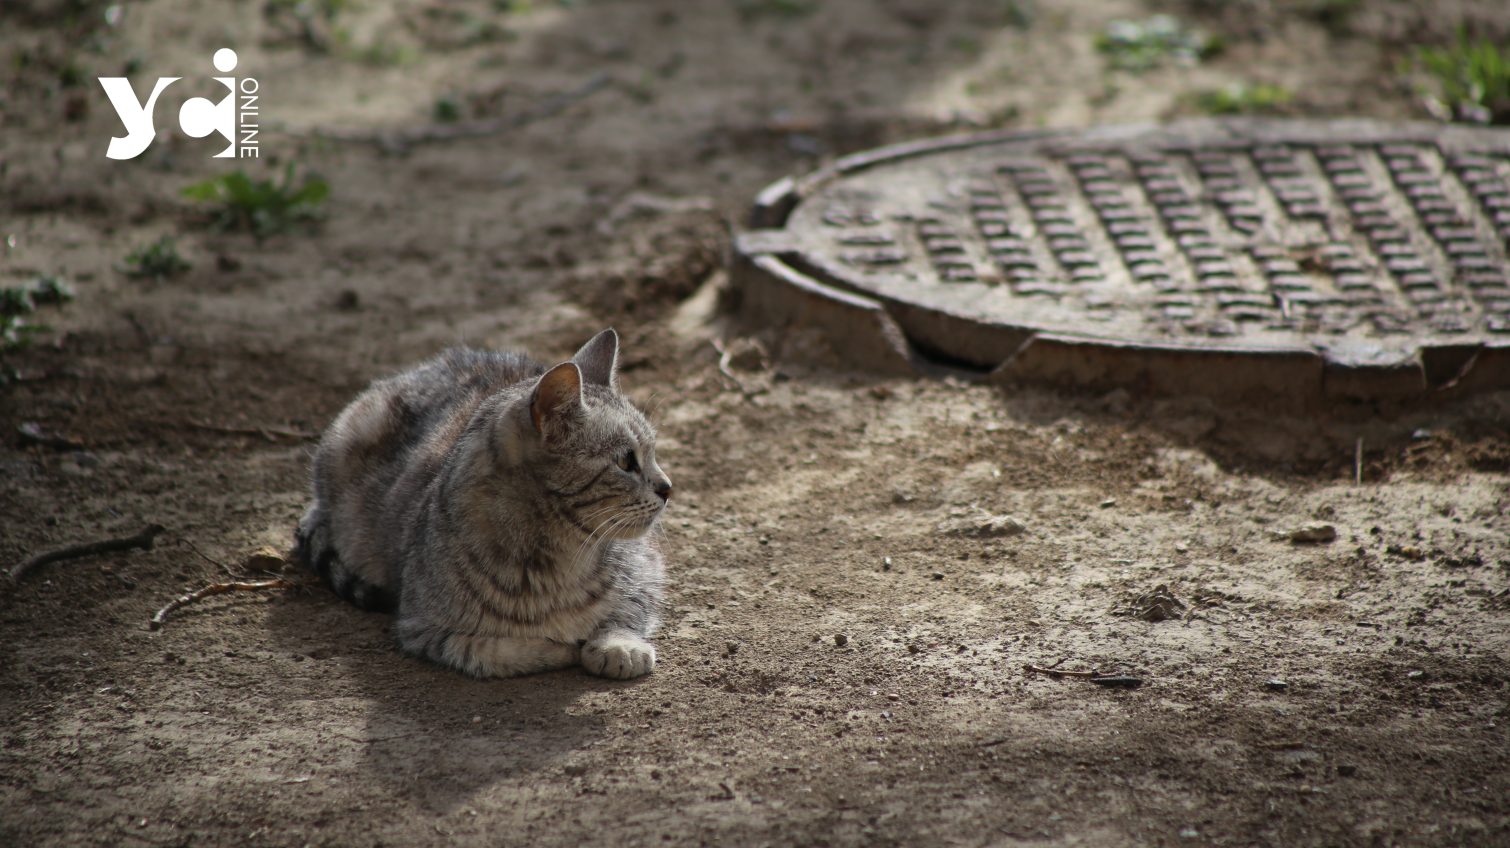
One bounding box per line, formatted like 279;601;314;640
471;715;481;724
833;634;849;647
1290;523;1337;544
1265;678;1289;692
1337;764;1358;777
724;640;739;656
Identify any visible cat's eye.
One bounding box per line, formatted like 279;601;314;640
617;449;640;473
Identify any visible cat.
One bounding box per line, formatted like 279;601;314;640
294;329;671;679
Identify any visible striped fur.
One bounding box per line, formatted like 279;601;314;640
295;329;671;679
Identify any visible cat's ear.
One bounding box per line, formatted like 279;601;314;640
530;362;583;434
572;328;619;391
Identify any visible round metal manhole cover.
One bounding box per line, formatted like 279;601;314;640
732;119;1510;400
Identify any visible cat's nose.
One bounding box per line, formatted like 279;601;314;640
653;479;673;502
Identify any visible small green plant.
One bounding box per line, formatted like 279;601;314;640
1413;33;1510;125
432;94;464;123
1192;82;1293;115
1305;0;1360;32
732;0;817;21
1097;15;1219;72
121;236;192;280
181;165;330;238
1;275;74;351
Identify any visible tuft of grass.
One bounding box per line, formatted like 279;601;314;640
121;236;191;280
181;165;330;238
1;275;74;351
732;0;817;21
432;94;464;123
1097;15;1219;73
1305;0;1360;32
1413;33;1510;125
1192;82;1293;115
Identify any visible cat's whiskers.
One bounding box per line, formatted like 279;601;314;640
567;507;629;574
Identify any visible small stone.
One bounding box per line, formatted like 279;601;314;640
833;634;849;647
724;338;769;372
906;643;921;655
1290;523;1337;544
881;557;892;572
1337;764;1358;777
724;640;739;656
937;509;1026;538
243;546;287;574
1406;670;1425;680
758;536;769;546
930;572;945;581
1099;498;1116;508
333;289;360;311
471;715;481;724
1265;678;1289;692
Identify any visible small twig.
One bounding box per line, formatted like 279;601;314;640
709;338;758;396
176;537;239;579
149;578;300;631
1354;437;1363;486
9;524;165;584
329;730;424;744
177;420;317;443
283;72;610;155
1023;660;1100;679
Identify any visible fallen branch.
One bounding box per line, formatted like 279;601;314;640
9;524;165;584
149;578;302;631
284;72;611;155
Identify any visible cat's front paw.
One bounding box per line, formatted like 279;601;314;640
581;635;655;680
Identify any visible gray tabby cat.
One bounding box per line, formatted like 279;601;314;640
294;329;671;679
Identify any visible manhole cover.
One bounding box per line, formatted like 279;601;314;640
732;119;1510;401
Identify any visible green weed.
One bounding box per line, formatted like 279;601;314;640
1097;15;1219;73
121;236;191;280
1192;82;1293;115
181;165;330;238
732;0;817;21
1;275;74;351
1413;33;1510;124
433;94;464;123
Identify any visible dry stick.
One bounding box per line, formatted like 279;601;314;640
287;72;611;154
1354;437;1364;486
1023;661;1101;679
149;578;302;631
177;537;238;579
178;421;317;443
8;524;165;584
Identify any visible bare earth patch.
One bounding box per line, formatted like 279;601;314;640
2;1;1507;845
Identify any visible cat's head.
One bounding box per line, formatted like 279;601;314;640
523;329;671;540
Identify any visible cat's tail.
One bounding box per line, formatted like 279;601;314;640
294;504;398;614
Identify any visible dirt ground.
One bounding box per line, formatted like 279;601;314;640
2;1;1508;845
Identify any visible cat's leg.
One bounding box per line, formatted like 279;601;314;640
396;618;578;678
581;627;656;679
582;570;661;680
